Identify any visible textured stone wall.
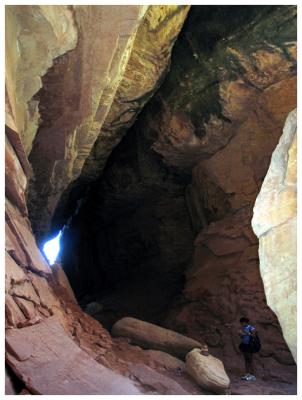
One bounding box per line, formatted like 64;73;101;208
252;109;297;361
141;5;297;381
10;5;189;242
5;124;115;392
5;5;188;394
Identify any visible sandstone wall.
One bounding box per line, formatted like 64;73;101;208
252;109;297;361
5;122;116;388
141;6;297;381
5;6;191;393
8;5;189;242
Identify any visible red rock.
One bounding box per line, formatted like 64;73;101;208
5;222;28;268
5;134;27;215
128;363;189;394
13;298;37;320
6;316;144;395
5;251;27;291
5;294;26;327
27;271;60;310
52;263;77;304
5;199;50;275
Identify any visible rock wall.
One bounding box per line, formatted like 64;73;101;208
5;5;190;394
58;7;297;381
11;5;189;243
5;124;117;393
252;109;297;362
138;5;297;381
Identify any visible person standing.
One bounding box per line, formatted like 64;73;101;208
238;317;257;381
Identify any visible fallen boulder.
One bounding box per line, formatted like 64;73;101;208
145;349;185;371
111;317;203;359
185;348;230;394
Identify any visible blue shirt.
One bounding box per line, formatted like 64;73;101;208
241;325;255;344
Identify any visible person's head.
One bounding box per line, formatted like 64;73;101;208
239;317;250;327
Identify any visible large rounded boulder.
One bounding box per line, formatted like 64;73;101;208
185;348;230;394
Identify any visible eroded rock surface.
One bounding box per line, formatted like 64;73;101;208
252;109;297;361
9;5;189;243
6;316;143;395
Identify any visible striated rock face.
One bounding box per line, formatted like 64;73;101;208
6;316;142;395
5;5;78;155
252;109;297;362
4;128;122;393
6;5;189;243
22;5;148;242
77;6;190;184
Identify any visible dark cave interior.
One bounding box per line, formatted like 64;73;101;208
40;5;296;332
60;119;194;329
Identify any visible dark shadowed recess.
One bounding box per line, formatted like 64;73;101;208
61;121;194;329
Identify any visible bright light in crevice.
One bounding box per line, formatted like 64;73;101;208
43;230;62;265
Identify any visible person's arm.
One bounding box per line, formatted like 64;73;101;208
249;327;256;337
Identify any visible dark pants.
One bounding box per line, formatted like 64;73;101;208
239;343;255;375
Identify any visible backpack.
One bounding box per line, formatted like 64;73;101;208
249;334;261;353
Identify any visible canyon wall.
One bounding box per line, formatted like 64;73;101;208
18;5;189;243
5;122;116;393
5;5;192;394
132;5;297;380
252;109;297;362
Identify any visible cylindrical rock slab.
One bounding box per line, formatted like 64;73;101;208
185;348;230;394
111;317;203;359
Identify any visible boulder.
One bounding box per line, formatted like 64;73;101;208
185;348;230;394
111;317;203;359
84;301;104;316
145;349;185;371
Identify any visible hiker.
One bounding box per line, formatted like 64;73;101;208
238;317;257;381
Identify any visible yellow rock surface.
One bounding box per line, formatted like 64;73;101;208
252;109;297;361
